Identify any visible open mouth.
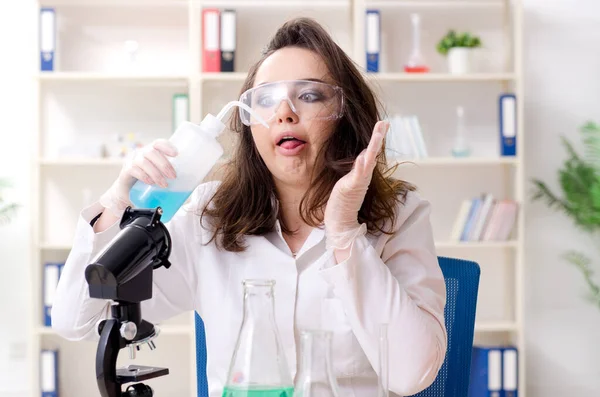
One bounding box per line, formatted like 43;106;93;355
277;136;306;150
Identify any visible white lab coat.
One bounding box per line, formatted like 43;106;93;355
52;181;447;397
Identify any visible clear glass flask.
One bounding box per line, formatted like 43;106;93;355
452;106;471;157
404;13;430;73
293;330;341;397
222;280;294;397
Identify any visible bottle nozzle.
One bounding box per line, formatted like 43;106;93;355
217;100;269;128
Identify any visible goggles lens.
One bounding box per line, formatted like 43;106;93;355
239;80;344;126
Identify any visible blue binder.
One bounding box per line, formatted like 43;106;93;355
469;346;502;397
40;349;58;397
40;8;56;71
365;10;380;72
499;94;517;156
43;262;64;327
502;347;519;397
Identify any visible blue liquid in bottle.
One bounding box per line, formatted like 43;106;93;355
130;182;192;223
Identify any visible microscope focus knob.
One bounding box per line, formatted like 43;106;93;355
120;322;138;341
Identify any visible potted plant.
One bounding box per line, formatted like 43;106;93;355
0;179;18;224
530;121;600;309
436;30;482;74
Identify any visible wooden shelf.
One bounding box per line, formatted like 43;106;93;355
475;321;519;333
39;1;189;7
37;325;192;336
197;0;349;7
436;240;518;249
37;72;189;85
197;72;515;83
368;73;516;82
39;158;124;166
393;157;518;166
365;0;504;8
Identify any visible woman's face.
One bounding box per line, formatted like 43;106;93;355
250;47;338;189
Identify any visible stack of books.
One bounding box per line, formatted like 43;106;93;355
385;115;428;160
450;193;519;242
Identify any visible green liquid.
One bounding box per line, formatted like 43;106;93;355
221;386;294;397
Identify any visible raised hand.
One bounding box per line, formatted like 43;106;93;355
324;120;388;251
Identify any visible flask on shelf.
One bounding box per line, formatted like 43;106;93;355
293;330;341;397
222;280;294;397
404;13;430;73
129;101;267;223
451;106;471;157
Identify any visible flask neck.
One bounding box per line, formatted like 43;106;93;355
242;280;276;325
296;331;339;394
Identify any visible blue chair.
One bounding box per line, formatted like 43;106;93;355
195;313;209;397
195;256;480;397
411;256;481;397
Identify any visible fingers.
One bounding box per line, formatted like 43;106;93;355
153;139;178;157
348;121;388;184
128;140;178;188
364;121;388;166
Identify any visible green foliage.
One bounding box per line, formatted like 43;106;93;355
530;121;600;309
436;30;482;56
562;250;600;310
0;179;18;224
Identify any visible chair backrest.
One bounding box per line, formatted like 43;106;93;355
410;256;481;397
195;256;481;397
195;313;209;397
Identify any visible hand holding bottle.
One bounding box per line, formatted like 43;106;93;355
99;139;178;218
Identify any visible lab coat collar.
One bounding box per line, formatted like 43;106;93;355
272;218;325;259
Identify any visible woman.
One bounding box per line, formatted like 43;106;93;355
52;17;447;397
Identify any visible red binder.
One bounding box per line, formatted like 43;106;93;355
202;8;220;72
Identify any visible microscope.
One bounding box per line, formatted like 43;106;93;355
85;206;172;397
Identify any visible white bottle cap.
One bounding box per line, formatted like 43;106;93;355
200;114;226;138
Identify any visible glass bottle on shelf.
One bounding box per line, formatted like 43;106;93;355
293;330;341;397
222;280;294;397
452;106;471;157
404;13;430;73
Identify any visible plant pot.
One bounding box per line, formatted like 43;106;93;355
447;47;472;74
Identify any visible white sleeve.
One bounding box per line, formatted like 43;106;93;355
319;192;447;396
51;182;218;342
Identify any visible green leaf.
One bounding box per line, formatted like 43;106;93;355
563;250;600;310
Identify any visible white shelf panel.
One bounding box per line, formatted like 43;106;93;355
37;72;189;85
435;241;518;249
197;0;349;8
475;321;519;332
393;157;518;166
37;325;192;336
39;242;72;251
368;73;516;82
39;158;124;166
200;72;247;82
41;240;519;252
38;156;517;168
40;1;188;7
198;72;515;83
365;0;504;8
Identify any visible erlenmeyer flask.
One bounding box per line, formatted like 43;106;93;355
223;280;294;397
404;13;430;73
293;330;341;397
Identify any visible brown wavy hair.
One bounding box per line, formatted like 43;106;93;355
201;17;415;252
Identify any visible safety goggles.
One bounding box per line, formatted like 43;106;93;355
238;79;344;126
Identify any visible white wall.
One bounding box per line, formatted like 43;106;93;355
524;0;600;395
0;1;36;396
1;0;599;396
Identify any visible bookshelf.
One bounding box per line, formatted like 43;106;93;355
30;0;524;396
